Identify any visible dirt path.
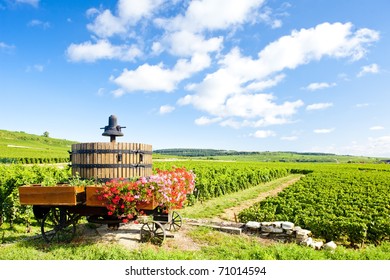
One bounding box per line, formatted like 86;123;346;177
216;175;303;222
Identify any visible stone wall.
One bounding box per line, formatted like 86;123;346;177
244;221;337;250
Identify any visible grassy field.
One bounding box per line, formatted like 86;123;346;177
0;130;75;161
206;152;386;163
1;224;389;260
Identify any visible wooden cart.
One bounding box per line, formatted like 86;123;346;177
19;184;183;245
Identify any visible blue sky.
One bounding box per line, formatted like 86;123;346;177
1;0;390;157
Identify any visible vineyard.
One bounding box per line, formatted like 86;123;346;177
238;164;390;246
1;160;390;249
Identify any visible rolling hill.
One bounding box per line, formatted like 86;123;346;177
0;129;76;163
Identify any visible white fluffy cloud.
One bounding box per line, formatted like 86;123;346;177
370;126;384;131
111;53;211;93
306;102;333;111
357;63;379;77
258;6;283;29
179;22;377;130
67;0;164;62
159;105;175;115
26;64;44;72
314;128;334;134
303;82;336;91
367;136;390;153
67;40;142;62
27;19;50;29
15;0;39;7
0;42;14;52
156;0;265;32
256;22;379;74
87;0;164;38
162;30;223;57
195;116;223;126
251;130;276;138
337;136;390;157
281;136;298;141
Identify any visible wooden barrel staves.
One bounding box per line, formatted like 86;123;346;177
71;142;152;182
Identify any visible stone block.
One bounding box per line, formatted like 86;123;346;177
273;222;283;228
312;241;324;250
281;221;294;230
301;237;313;246
245;221;261;229
295;229;312;237
261;226;284;233
323;241;337;250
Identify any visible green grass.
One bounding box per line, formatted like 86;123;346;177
1;222;42;244
1;225;389;260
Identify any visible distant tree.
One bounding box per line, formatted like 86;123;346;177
42;131;49;137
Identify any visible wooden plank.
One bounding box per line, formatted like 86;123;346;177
84;143;89;179
122;143;126;179
113;142;118;179
134;143;138;178
93;142;98;181
139;143;145;177
85;186;105;207
97;142;103;180
122;143;129;178
136;196;158;210
102;142;107;180
76;143;81;177
78;143;83;179
71;144;75;177
72;144;78;177
122;142;126;179
136;143;141;178
19;185;85;206
127;142;131;179
85;143;90;179
130;143;134;179
109;142;114;180
87;143;91;179
117;142;121;179
80;143;85;179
